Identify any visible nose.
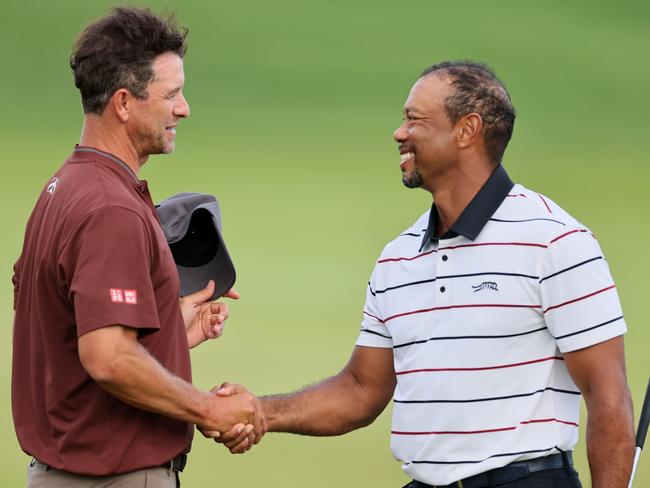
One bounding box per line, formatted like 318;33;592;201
393;121;408;143
174;93;190;118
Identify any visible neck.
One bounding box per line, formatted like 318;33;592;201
428;161;495;236
79;115;145;176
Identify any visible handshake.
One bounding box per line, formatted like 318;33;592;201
197;382;267;454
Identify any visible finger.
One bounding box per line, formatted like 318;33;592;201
210;325;223;339
218;423;246;443
201;430;221;439
210;314;225;326
185;280;215;306
224;288;240;300
229;437;250;454
209;302;229;317
214;382;240;396
224;424;252;449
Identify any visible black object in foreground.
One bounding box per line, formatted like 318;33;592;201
628;377;650;487
156;193;236;300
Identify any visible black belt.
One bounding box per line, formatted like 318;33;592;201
31;453;188;474
162;453;188;472
406;452;572;488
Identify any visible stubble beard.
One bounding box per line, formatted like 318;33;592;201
402;169;423;189
141;130;174;156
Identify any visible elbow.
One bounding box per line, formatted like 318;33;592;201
79;343;127;388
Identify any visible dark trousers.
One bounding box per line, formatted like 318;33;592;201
404;466;582;488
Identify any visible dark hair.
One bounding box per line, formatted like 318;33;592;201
70;7;188;115
421;61;515;164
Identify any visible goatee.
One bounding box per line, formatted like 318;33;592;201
402;170;423;189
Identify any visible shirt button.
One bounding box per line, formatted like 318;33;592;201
440;286;446;293
442;255;448;261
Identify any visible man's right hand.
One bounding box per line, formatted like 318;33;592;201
197;382;267;452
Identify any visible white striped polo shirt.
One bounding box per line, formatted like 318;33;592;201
356;165;627;485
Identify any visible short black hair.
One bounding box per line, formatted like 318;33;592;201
421;61;515;164
70;7;188;114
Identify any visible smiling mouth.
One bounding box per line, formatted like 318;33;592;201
166;126;177;135
400;151;414;170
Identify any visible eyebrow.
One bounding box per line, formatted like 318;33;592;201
165;86;182;97
404;107;424;117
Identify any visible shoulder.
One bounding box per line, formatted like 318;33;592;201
377;209;430;261
489;184;589;244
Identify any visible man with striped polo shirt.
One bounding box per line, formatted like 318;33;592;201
216;61;634;487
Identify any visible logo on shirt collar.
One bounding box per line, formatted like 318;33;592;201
46;177;59;195
472;281;499;293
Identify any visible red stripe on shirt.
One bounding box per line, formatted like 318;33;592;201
391;417;578;436
383;303;542;324
363;310;384;323
395;356;563;375
378;249;437;263
549;229;589;244
378;242;547;263
537;193;553;214
543;285;616;313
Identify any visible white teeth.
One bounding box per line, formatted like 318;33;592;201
400;152;414;163
167;128;176;134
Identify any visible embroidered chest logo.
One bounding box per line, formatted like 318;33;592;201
472;281;499;293
109;288;138;304
46;177;59;195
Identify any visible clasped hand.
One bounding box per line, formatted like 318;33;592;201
198;382;267;454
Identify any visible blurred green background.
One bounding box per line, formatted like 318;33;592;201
2;0;649;485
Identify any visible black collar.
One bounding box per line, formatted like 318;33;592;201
419;164;514;251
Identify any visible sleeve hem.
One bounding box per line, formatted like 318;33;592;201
77;313;161;338
356;333;393;349
557;322;627;353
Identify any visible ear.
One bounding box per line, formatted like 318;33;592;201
110;89;131;123
455;113;483;149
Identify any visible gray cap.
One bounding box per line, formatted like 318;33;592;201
156;192;236;300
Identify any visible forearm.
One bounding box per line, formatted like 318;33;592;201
79;326;253;432
94;340;212;426
262;371;386;436
584;379;635;487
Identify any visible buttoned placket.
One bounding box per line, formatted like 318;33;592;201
436;238;453;309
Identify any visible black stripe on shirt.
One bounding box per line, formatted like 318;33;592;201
370;271;539;296
399;228;427;237
360;328;391;339
555;315;624;340
393;326;547;350
490;217;566;226
539;256;604;284
393;386;580;404
408;447;557;465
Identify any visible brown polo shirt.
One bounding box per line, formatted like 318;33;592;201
12;146;193;475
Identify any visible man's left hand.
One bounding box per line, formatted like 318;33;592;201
180;280;240;348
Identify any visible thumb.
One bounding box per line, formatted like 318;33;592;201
185;280;215;305
212;382;239;397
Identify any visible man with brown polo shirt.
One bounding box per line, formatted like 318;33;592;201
11;7;265;487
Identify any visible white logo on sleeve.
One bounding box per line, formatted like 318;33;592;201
47;177;59;194
124;290;138;304
109;288;138;305
109;288;124;302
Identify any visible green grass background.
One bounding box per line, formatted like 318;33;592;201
2;0;649;485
